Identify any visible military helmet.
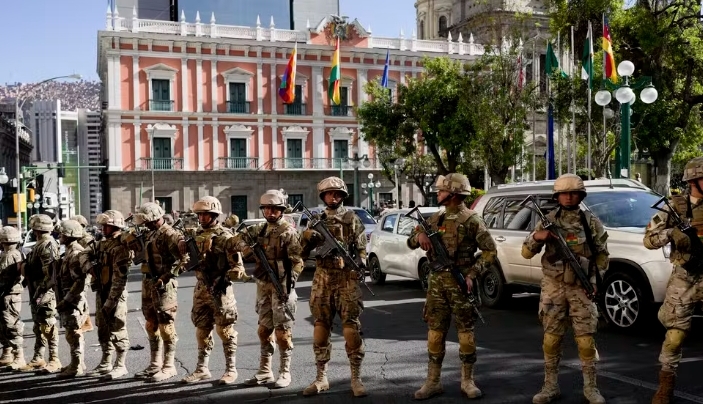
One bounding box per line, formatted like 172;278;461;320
96;210;125;228
29;214;54;232
192;196;223;215
70;215;89;228
260;190;287;209
435;173;471;195
162;214;174;225
317;176;349;200
59;219;85;238
224;214;240;228
682;157;703;182
553;173;587;198
0;226;21;243
135;202;165;224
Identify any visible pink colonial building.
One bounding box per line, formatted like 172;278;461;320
97;7;484;219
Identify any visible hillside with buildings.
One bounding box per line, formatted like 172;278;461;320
0;80;101;112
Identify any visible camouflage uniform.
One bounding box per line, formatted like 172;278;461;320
223;214;240;230
134;202;188;382
0;227;26;370
180;196;245;385
645;157;703;404
238;190;304;389
81;210;131;380
20;214;61;373
55;220;88;379
522;174;609;404
71;215;95;334
407;173;497;400
301;177;368;397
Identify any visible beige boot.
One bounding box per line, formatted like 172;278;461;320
0;347;13;366
652;369;675;404
533;358;561;404
181;348;211;383
414;362;444;400
461;363;482;398
135;336;162;379
40;331;61;375
6;347;26;371
87;344;114;377
303;361;330;396
273;349;292;388
102;349;128;380
57;335;84;379
350;359;367;397
244;353;275;386
149;341;177;382
583;364;605;404
18;348;46;372
218;347;238;385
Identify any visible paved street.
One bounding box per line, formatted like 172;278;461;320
3;265;703;404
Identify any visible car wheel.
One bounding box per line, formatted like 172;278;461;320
418;259;430;292
602;272;646;330
479;264;510;308
369;256;386;285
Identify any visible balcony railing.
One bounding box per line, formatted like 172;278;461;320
150;99;174;111
284;103;306;115
267;158;379;170
217;157;259;170
138;158;183;170
327;105;354;117
227;101;251;114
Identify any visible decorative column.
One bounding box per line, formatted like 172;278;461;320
257;60;264;114
181;57;189;112
211;59;218;112
196;59;203;112
313;65;324;117
182;119;189;170
133;120;141;163
212;118;219;168
133;55;140;110
197;118;204;170
269;51;277;114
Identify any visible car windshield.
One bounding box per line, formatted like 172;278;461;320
583;190;661;228
354;209;377;225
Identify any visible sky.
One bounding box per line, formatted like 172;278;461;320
0;0;416;84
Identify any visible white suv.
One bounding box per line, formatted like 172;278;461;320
471;179;671;331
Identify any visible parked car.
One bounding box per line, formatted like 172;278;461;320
471;178;672;330
367;207;441;291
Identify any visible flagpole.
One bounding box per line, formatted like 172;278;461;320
556;32;562;176
569;26;574;173
587;21;593;180
547;40;555;180
603;13;608;171
532;40;536;181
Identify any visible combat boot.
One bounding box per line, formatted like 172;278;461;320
87;344;114;377
414;362;444;400
533;360;560;404
244;353;275;386
135;336;162;379
19;348;46;372
582;363;605;403
350;359;367;397
461;363;482;398
219;348;238;385
102;349;128;380
272;349;292;388
6;347;26;371
652;370;676;404
302;361;330;396
56;357;84;379
41;351;62;374
149;342;177;382
0;347;13;366
181;348;211;383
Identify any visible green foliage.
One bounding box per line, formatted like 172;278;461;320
464;188;486;209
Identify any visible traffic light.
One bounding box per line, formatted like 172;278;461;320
57;162;66;178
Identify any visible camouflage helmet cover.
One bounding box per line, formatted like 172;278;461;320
317;176;349;200
192;196;223;215
30;214;54;232
70;215;89;228
260;189;287;209
552;173;587;198
682;157;703;182
0;226;21;243
135;202;165;224
435;173;471;195
59;219;85;238
96;210;126;228
224;214;240;228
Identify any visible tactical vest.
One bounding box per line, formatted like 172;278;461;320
194;224;231;283
256;220;292;279
427;207;479;269
669;195;703;264
25;235;58;284
58;242;84;299
0;248;24;294
146;224;180;276
540;208;596;281
322;208;358;248
96;237;122;297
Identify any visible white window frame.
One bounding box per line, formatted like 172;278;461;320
223;124;254;158
292;72;308;104
222;67;254;109
281;126;310;159
145;123;177;160
328;127;354;160
145;63;178;112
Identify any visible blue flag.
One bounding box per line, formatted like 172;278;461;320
547;104;556;179
381;49;390;88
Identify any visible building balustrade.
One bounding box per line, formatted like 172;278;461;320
216;157;259;170
138;157;183;170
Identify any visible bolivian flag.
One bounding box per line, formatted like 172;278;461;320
602;15;618;82
328;38;341;105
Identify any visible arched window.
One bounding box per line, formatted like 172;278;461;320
438;16;447;34
419;20;424;39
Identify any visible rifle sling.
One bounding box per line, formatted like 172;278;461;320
578;210;602;288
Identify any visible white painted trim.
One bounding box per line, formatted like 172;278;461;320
256;61;264;114
328;127;354;160
224;124;254;158
196;59;203;112
210;60;218;112
222;67;254;111
212;121;219;166
281;126;309;158
271;123;278;159
357;68;368;106
294;72;309;85
257;123;264;165
114;56;122;111
134;122;141;162
132;55;140;110
107;55;116;109
270;61;277;115
145;63;177;111
197;119;204;170
181;58;188;112
145;123;177;163
182;119;189;169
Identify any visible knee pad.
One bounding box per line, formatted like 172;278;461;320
458;331;476;355
196;327;214;350
257;325;274;344
216;324;238;344
663;328;687;354
158;323;178;343
275;328;293;351
543;333;563;356
342;325;362;350
427;329;446;355
575;335;597;362
313;324;330;347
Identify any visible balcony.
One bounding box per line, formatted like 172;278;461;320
284;103;306;115
138;158;183;170
267;158;379;170
217;157;259;170
327;105;354;117
150;99;174;111
227;101;251;114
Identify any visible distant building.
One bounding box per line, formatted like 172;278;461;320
76;109;105;222
0;116;33;226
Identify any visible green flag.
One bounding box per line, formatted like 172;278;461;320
545;42;567;78
581;22;593;81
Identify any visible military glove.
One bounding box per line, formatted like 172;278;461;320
671;227;693;252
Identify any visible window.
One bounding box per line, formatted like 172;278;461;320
284;85;305;114
419;20;425;40
229;139;246;158
381;214;398;232
333;140;348;168
397;216;416;236
438;16;448;35
153;137;172;170
228;83;249;113
151;79;172;111
230;195;248;220
482;197;505;229
378;193;392;204
286;139;303;168
503;198;533;231
155;197;172;214
288;194;303;207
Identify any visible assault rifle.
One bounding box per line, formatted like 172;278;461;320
125;214;146;265
172;219;200;272
293;202;375;296
652;196;703;274
236;223;295;320
405;206;485;324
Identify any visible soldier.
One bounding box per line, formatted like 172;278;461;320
70;214;95;334
238;190;303;389
81;210;131;380
70;215;94;248
300;177;368;397
223;214;240;230
645;157;703;404
0;226;26;370
178;196;246;385
407;173;497;400
522;174;609;404
134;202;188;382
162;214;175;226
54;220;88;379
20;214;61;373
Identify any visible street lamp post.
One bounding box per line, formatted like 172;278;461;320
14;74;81;235
594;61;658;179
362;173;382;211
393;158;405;205
349;145;371;207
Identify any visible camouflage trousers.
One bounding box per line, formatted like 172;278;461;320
423;271;478;364
141;275;178;343
538;275;597;337
190;280;238;360
96;291;130;352
0;293;24;349
59;293;88;361
309;267;364;364
29;288;58;357
255;279;296;331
